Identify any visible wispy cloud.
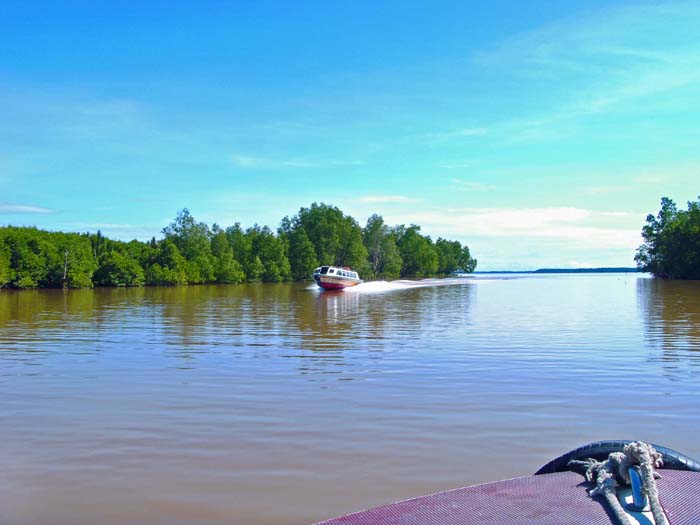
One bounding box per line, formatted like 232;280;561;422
67;222;139;229
582;185;620;196
55;222;161;241
358;195;420;204
0;203;55;214
231;153;363;169
330;159;366;167
451;127;487;137
476;2;700;75
474;1;700;142
425;127;487;142
567;260;597;269
636;174;666;184
439;161;472;169
231;154;315;169
629;163;697;186
450;179;496;192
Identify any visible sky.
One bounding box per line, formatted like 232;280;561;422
1;1;698;270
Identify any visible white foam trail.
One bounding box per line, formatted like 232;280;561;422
343;281;410;293
344;277;480;294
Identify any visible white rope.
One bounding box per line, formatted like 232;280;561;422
568;441;669;525
624;442;668;525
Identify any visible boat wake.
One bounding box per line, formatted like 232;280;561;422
344;277;478;294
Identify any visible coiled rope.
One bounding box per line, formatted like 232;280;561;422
568;441;669;525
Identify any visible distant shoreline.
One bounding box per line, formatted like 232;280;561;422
473;267;641;275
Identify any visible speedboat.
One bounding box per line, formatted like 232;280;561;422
315;440;700;525
312;266;362;290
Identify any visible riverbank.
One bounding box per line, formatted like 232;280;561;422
0;204;476;289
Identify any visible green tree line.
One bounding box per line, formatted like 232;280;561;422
635;196;700;279
0;203;476;289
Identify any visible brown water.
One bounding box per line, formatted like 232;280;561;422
1;274;699;525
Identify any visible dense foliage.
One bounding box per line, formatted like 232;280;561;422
635;196;700;279
0;203;477;288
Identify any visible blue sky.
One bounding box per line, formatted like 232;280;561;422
1;1;698;270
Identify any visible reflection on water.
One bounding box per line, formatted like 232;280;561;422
1;275;699;525
637;278;700;377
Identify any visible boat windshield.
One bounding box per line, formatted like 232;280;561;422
320;266;329;275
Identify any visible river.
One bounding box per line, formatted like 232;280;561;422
1;274;699;525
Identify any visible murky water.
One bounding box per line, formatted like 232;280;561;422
1;274;699;525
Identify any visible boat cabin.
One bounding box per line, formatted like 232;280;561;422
313;266;360;280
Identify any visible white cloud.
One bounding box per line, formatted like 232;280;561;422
0;203;54;214
231;153;363;169
381;206;643;249
476;2;700;74
330;159;366;167
425;127;487;142
454;128;487;137
359;195;420;204
474;2;700;142
56;222;161;241
439;161;472;169
231;154;315;169
450;179;496;191
583;185;618;196
567;260;597;269
67;222;139;229
636;174;667;184
337;201;645;270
